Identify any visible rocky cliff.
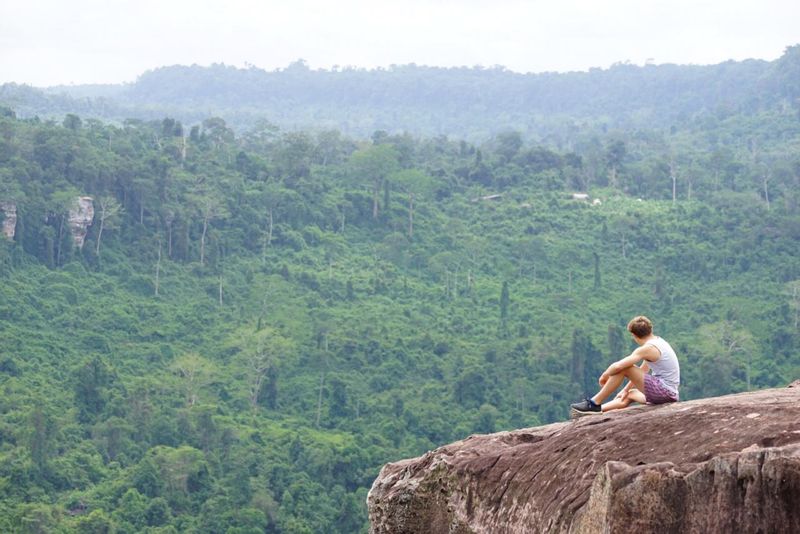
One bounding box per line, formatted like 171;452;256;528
69;196;94;248
0;201;16;240
368;382;800;534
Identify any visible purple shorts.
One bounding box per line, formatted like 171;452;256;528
643;374;679;404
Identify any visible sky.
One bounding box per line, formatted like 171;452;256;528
1;0;799;87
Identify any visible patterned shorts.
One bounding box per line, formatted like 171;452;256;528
643;374;679;405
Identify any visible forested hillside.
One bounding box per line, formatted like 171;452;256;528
2;44;799;140
0;85;799;533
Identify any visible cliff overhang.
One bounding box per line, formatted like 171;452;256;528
368;382;800;533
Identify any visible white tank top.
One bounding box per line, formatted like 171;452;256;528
645;336;680;394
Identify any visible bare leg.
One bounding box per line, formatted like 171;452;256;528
602;388;646;412
601;396;630;412
591;366;646;406
591;373;624;405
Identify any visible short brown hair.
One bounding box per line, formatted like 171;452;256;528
627;316;653;338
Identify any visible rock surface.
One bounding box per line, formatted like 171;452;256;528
69;196;94;248
368;384;800;533
0;201;16;240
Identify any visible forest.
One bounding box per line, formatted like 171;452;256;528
0;45;799;533
2;44;799;140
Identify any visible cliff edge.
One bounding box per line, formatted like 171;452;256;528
368;382;800;533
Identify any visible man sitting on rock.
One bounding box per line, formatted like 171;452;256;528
570;316;680;415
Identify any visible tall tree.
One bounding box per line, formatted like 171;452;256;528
607;324;625;360
391;169;434;239
26;406;55;477
500;281;510;331
605;140;626;188
235;328;294;411
698;321;756;391
190;187;228;266
170;353;215;406
94;195;123;255
349;144;399;220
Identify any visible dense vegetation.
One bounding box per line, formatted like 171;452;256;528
0;49;799;532
2;44;799;139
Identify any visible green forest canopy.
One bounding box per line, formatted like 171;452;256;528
2;43;799;140
0;65;799;533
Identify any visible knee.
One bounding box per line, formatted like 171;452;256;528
623;366;639;377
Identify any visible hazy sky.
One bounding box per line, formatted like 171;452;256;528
2;0;798;86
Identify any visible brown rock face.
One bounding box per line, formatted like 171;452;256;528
368;385;800;534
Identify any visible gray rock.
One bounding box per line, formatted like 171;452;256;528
69;196;94;248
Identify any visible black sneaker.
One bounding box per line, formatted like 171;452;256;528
570;399;601;416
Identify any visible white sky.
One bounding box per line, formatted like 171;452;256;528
1;0;798;86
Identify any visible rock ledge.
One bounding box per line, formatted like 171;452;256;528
368;385;800;533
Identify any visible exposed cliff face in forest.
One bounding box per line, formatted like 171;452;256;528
68;196;93;248
0;201;16;240
368;383;800;534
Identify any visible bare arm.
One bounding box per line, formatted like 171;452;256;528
600;345;658;386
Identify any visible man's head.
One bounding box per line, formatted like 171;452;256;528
627;315;653;339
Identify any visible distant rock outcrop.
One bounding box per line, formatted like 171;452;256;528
0;201;16;240
69;196;94;248
368;384;800;533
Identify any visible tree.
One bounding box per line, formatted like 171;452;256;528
514;236;546;282
605;140;626;188
233;327;294;411
74;356;113;423
494;130;523;163
49;189;81;265
275;132;314;184
476;403;500;433
149;445;207;497
63;113;82;131
607;324;625;360
154;237;163;296
259;182;287;254
391;169;434;239
0;169;23;204
170;353;216;406
593;252;601;289
189;187;228;266
787;280;800;331
697;321;756;391
500;281;510;331
115;488;148;530
26;406;55;477
74;509;115;533
93;416;134;461
453;366;487;408
571;329;603;396
349;144;399;219
14;503;58;534
94;196;123;255
202;117;234;149
429;250;465;299
610;214;636;259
